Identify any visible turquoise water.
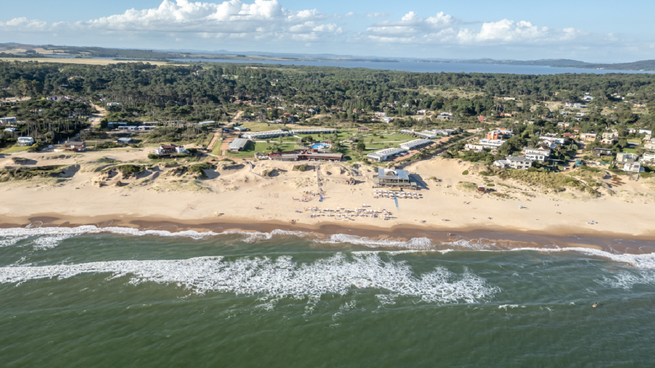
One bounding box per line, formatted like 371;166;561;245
1;228;655;367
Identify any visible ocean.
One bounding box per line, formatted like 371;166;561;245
1;226;654;367
171;58;653;75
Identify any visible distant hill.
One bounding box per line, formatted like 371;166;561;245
447;58;655;71
1;42;654;72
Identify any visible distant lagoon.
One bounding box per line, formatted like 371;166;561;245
171;58;653;75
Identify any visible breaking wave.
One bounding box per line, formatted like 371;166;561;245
597;271;655;290
318;234;434;249
1;226;655;270
0;253;499;304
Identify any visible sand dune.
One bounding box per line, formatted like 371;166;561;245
1;147;654;239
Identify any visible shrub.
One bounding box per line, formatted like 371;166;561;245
115;165;144;179
457;181;478;191
293;164;308;172
11;157;29;164
462;170;469;175
188;162;214;179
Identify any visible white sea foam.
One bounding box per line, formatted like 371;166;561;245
2;226;655;271
0;236;28;248
597;271;655;290
31;235;76;250
0;253;499;304
318;234;434;250
443;239;495;250
505;247;655;270
0;226;316;245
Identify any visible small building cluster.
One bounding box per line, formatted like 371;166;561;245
154;144;188;156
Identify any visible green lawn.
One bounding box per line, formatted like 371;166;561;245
226;142;300;158
0;145;30;154
240;121;285;132
622;148;637;153
211;139;224;155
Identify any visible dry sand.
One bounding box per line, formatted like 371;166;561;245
1;147;655;242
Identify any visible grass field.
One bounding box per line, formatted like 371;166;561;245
0;145;30;154
240;122;286;132
226;142;299;158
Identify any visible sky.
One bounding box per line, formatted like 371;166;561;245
1;0;654;63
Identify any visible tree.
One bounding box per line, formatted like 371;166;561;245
355;142;366;153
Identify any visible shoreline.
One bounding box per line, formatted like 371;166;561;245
2;213;655;254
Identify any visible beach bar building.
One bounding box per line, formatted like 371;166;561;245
366;148;407;162
372;168;417;188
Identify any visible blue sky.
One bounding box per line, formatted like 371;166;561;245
1;0;654;62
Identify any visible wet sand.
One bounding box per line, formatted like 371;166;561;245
2;213;654;255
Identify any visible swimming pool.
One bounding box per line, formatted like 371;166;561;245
310;143;330;150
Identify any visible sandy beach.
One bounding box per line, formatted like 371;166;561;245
1;146;655;251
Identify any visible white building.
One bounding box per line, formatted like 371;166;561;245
522;148;551;162
400;139;433;151
0;117;17;125
494;156;532;170
616;152;639;164
243;130;290;140
366;148;407;162
539;136;566;144
479;139;505;149
291;128;337;135
464;144;484;153
414;132;437;139
17;137;34;146
623;162;642;173
640;152;655;164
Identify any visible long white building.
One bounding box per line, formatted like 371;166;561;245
479;139;506;149
400;139;434;151
242;130;290;140
366;148;407;162
291;128;337;135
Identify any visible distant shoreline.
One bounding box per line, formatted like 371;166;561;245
1;57;652;75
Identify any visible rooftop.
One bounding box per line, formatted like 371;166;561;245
378;168;410;180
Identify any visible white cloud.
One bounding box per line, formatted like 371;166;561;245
0;0;338;43
0;2;640;58
364;11;594;47
367;12;392;18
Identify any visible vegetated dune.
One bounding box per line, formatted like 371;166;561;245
1;148;655;237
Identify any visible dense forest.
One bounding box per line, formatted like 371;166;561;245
1;60;655;147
